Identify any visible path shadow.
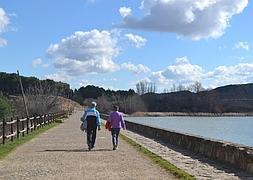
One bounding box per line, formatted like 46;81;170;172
41;148;112;153
130;132;253;179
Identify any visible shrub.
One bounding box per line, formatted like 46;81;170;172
0;95;12;119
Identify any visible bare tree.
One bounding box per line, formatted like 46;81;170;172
188;81;204;93
136;81;157;95
170;84;176;92
24;81;69;115
177;84;186;91
163;88;169;93
97;95;111;113
129;95;147;113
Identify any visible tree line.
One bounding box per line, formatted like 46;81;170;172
1;71;253;116
0;72;72;97
72;85;147;114
0;72;73;117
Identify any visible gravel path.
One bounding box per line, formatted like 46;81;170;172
122;130;253;180
0;111;175;180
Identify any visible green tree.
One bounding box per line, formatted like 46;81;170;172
0;95;12;119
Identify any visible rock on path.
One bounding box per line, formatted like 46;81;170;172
0;111;175;180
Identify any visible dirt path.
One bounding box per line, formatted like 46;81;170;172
0;111;175;180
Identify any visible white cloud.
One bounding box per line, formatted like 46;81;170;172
158;57;203;84
145;56;253;90
125;33;147;48
121;62;151;74
0;8;9;33
0;8;10;47
45;71;71;83
32;58;49;68
119;7;132;18
234;41;250;51
149;71;171;85
79;79;92;87
0;37;7;47
47;29;119;76
206;63;253;87
120;0;248;40
53;57;119;76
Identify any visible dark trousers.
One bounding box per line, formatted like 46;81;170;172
87;126;97;147
111;128;120;147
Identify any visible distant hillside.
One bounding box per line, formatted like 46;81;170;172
210;83;253;112
141;83;253;113
212;83;253;99
0;72;75;117
0;72;72;97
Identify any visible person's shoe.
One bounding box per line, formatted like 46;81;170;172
88;143;92;151
113;146;116;150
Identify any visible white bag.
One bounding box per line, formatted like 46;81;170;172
80;119;87;132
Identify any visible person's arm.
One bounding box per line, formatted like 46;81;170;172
96;110;101;130
120;113;126;130
108;112;111;122
82;110;87;122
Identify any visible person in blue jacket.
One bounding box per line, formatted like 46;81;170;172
82;101;101;150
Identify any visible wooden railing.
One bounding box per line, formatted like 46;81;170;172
0;112;67;145
100;113;109;120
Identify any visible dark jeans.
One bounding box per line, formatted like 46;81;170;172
111;128;120;147
87;126;97;148
86;117;97;148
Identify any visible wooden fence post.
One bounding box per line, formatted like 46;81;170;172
30;116;33;132
22;117;25;137
45;115;48;125
34;116;36;131
48;114;50;124
10;118;14;142
39;115;42;128
17;117;20;139
3;118;5;144
26;117;29;134
42;115;44;127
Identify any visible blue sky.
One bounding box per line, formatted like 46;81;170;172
0;0;253;91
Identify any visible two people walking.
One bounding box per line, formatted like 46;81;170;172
81;102;125;151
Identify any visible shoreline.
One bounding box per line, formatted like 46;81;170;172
130;111;253;117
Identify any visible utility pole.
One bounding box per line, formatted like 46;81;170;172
17;70;29;117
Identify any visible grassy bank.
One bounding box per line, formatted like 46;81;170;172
0;121;62;160
120;134;195;180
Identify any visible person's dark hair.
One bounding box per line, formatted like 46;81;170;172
113;105;119;111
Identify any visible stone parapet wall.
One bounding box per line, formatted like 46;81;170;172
125;120;253;174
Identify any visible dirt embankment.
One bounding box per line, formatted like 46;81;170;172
8;95;83;117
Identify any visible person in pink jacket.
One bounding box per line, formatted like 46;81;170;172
108;105;126;150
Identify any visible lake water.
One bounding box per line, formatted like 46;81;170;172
125;116;253;148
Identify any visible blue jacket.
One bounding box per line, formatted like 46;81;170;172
82;107;101;127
